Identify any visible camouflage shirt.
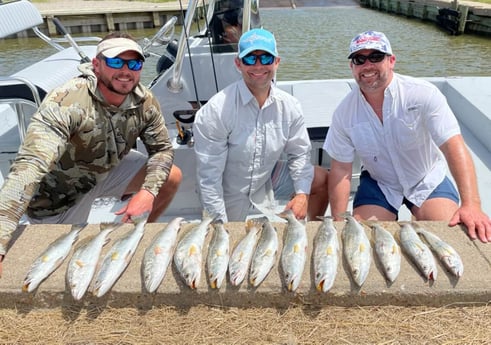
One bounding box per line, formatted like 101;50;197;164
0;63;174;255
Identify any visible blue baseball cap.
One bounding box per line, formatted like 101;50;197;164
238;28;278;58
348;31;393;59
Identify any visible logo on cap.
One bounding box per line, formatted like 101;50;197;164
238;28;278;58
348;31;392;59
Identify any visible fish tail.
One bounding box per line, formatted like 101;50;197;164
276;209;296;221
245;218;265;232
316;215;334;221
132;212;150;225
99;222;122;233
209;278;218;289
338;211;352;219
71;222;88;232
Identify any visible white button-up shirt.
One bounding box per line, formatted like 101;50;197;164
194;79;313;222
324;73;461;209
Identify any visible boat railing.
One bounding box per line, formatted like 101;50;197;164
167;0;199;93
0;76;42;144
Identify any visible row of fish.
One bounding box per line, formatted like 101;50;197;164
23;215;148;300
338;215;464;290
21;212;464;298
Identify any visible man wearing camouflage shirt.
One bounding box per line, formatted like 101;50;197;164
0;32;181;275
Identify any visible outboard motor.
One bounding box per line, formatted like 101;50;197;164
156;39;179;74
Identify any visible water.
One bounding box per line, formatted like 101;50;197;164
1;6;491;86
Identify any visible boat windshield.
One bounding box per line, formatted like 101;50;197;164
209;0;246;52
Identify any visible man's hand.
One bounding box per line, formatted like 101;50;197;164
285;193;309;220
449;205;491;243
115;189;155;223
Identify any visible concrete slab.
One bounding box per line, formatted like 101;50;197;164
1;220;490;310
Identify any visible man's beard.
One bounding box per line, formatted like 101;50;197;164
100;73;138;96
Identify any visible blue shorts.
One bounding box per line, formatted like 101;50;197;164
353;170;460;215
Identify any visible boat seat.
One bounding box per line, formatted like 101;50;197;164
0;80;46;104
0;0;43;39
0;45;97;148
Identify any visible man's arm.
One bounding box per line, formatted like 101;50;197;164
329;159;353;221
440;134;491;242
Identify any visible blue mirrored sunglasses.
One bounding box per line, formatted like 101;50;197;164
241;53;275;66
103;57;143;71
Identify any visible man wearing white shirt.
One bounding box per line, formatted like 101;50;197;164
324;30;491;243
194;28;329;222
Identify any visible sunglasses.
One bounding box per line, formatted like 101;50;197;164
103;57;143;71
351;52;387;66
241;53;275;66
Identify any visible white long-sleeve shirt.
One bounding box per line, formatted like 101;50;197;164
193;79;313;222
324;73;461;209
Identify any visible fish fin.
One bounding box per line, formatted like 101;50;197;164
73;236;94;249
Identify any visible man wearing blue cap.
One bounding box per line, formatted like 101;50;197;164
324;30;490;243
193;28;329;222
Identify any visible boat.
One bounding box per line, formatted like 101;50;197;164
0;0;490;225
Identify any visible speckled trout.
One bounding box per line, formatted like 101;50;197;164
142;217;185;293
92;215;147;297
228;218;263;286
23;223;84;293
415;226;463;278
66;223;120;300
206;221;230;289
371;223;401;284
342;215;371;287
280;209;308;292
312;216;339;293
249;218;278;288
173;217;213;289
399;222;437;281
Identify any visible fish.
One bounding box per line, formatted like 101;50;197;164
371;222;401;283
205;221;230;289
142;217;185;293
341;215;371;287
66;222;119;300
279;209;308;292
23;223;84;293
173;216;213;289
249;218;279;287
92;215;147;297
415;226;464;278
399;222;437;281
312;216;339;293
228;218;263;286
